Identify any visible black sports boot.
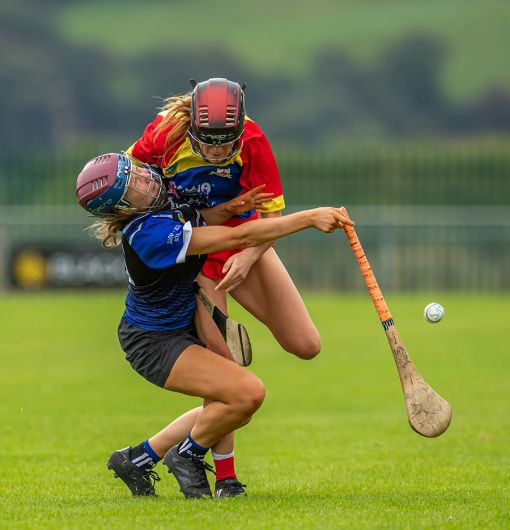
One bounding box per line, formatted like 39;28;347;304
214;478;247;498
107;447;160;497
163;445;214;499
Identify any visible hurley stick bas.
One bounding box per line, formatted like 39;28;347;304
340;207;452;437
193;282;252;367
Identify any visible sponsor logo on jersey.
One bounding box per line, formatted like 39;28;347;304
164;164;177;176
174;210;186;224
175;182;212;197
208;168;232;179
166;224;181;245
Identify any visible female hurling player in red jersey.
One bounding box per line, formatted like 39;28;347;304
127;78;322;363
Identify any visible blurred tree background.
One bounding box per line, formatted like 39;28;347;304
1;0;509;153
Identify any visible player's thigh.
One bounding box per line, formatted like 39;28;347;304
164;344;264;406
193;273;232;359
231;248;320;348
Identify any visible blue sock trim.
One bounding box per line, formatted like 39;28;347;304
187;433;209;454
143;439;161;462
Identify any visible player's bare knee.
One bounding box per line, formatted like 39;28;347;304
243;378;266;415
237;414;253;428
284;333;321;360
248;377;266;411
297;340;321;360
235;375;265;417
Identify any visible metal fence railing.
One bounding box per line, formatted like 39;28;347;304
277;205;510;291
1;149;509;291
1;205;508;291
2;148;510;206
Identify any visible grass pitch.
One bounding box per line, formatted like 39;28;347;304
1;291;509;529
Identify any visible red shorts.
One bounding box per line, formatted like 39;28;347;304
201;212;259;280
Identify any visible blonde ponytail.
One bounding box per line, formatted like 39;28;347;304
88;213;135;248
154;93;193;161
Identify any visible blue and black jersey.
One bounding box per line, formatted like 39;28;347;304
121;205;206;331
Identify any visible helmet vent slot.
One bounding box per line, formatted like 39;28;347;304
225;105;237;125
113;177;124;189
93;155;111;166
198;105;209;126
91;177;106;191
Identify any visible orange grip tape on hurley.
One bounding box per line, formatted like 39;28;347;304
340;207;392;324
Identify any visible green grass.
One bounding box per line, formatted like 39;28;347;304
56;0;510;101
1;291;509;528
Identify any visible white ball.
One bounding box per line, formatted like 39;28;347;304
424;302;445;323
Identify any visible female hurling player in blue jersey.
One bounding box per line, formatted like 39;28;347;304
76;152;353;500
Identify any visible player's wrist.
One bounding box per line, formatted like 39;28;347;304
305;209;316;227
242;245;262;261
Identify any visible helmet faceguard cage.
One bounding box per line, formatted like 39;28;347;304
76;153;169;217
189;78;246;163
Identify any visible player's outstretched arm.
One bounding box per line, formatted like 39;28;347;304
187;207;354;256
199;185;273;225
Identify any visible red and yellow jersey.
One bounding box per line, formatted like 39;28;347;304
127;113;285;218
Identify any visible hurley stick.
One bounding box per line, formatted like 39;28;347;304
340;207;452;437
193;282;252;367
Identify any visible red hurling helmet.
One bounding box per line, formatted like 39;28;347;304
189;78;245;163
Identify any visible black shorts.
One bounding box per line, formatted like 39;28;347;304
117;319;205;388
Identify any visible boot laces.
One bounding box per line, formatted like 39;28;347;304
146;468;161;486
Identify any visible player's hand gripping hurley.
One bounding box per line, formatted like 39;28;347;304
340;207;452;437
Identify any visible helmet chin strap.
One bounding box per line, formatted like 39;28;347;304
202;154;232;164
